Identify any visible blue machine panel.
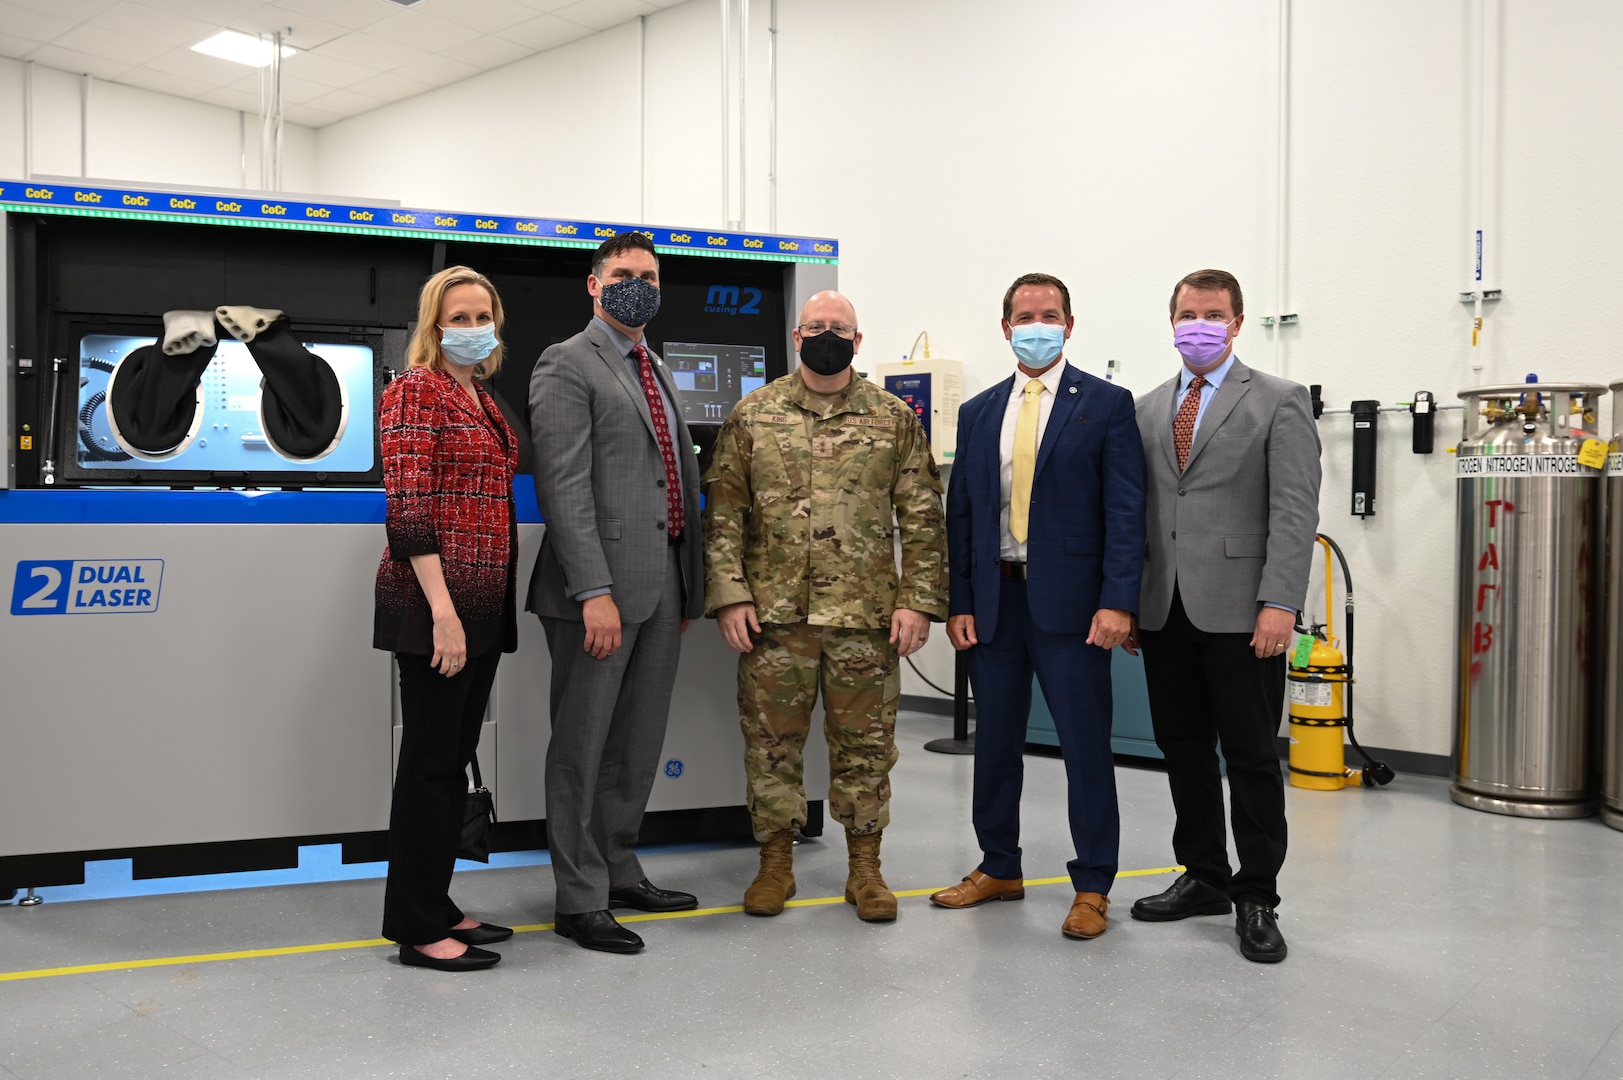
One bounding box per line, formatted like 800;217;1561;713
884;372;933;444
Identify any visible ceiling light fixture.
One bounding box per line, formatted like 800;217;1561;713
191;30;298;68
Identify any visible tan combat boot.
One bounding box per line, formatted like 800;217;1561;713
743;830;796;916
844;830;898;922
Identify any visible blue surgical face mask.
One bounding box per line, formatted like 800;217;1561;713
440;323;497;367
599;277;662;328
1009;322;1065;369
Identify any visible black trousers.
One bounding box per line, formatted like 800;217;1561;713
1139;588;1288;907
381;649;501;946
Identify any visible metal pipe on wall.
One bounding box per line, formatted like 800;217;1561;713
259;31;285;191
272;30;284;191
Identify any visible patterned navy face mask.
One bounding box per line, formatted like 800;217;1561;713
599;277;662;328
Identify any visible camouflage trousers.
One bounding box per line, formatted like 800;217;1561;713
738;622;900;843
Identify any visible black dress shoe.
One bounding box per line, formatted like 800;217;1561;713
608;878;699;912
1130;873;1234;922
554;909;645;953
398;943;500;971
1235;900;1288;963
448;921;513;946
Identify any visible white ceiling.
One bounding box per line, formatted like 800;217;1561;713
0;0;689;128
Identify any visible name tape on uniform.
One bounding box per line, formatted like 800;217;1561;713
10;560;164;615
1454;454;1599;478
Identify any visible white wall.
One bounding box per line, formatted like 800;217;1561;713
270;0;1623;756
312;22;645;219
0;56;316;193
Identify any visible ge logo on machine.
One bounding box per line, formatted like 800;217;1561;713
664;759;684;779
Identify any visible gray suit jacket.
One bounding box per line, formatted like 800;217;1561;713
1135;358;1322;634
525;320;704;623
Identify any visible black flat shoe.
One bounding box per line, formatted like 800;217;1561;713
554;909;644;953
398;943;500;971
1130;873;1233;922
1235;900;1288;963
608;878;698;912
448;921;513;946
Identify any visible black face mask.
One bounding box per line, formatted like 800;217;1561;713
798;331;855;377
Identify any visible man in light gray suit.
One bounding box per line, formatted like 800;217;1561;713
1124;268;1321;964
527;232;704;954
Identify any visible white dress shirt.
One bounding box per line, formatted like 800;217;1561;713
998;359;1068;562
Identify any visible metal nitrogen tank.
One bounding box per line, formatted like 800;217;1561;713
1605;379;1623;831
1452;381;1607;817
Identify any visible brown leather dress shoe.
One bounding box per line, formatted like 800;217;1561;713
929;870;1025;908
1062;892;1110;939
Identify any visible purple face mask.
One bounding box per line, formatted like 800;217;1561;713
1173;319;1233;367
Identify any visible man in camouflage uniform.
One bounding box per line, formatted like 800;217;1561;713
703;290;948;922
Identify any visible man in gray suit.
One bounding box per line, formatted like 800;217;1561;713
527;232;704;954
1125;268;1321;964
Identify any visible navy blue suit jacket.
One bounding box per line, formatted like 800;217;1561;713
946;362;1146;644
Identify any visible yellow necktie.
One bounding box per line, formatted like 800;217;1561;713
1009;378;1044;543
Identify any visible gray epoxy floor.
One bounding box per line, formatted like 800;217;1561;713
3;711;1622;1080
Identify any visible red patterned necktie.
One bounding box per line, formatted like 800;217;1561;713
634;344;685;539
1173;374;1207;472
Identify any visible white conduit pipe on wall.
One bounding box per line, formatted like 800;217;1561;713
739;0;748;230
22;60;33;181
720;0;730;228
1469;0;1499;382
768;0;778;233
80;74;91;178
639;14;647;223
1274;0;1289;378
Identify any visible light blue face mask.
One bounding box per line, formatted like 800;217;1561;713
1009;322;1065;368
440;323;498;367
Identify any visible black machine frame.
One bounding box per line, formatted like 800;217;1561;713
9;212;796;489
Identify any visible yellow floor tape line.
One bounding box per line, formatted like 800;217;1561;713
0;864;1181;983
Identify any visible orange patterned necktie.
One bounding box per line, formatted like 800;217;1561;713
1174;374;1207;472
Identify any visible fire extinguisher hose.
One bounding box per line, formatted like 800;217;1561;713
1316;533;1396;787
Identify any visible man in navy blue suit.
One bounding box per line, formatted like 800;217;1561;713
930;273;1146;940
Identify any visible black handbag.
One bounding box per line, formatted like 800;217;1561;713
459;756;496;863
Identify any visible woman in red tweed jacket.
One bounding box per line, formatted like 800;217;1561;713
373;266;518;973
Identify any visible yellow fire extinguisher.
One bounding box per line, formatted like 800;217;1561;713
1287;535;1394;790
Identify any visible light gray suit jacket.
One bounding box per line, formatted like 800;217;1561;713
1135;358;1322;634
526;320;704;624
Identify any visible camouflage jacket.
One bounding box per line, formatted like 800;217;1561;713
703;369;948;628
